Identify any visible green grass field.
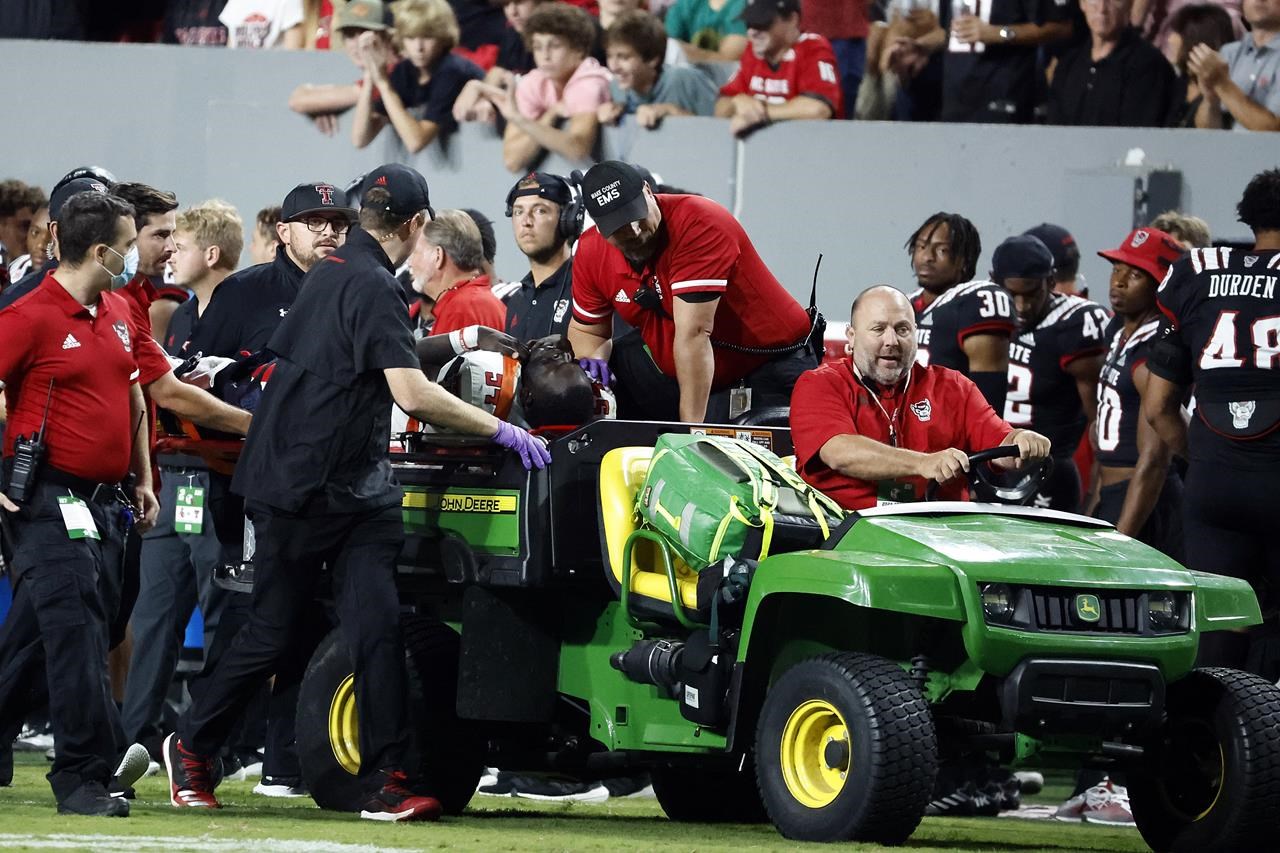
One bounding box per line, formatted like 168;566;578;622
0;755;1151;852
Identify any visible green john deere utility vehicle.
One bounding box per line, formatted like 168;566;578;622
283;419;1280;852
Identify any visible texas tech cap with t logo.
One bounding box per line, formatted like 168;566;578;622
281;182;357;222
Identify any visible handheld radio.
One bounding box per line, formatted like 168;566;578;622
7;380;53;504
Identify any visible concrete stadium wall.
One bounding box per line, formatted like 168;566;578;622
2;39;1275;319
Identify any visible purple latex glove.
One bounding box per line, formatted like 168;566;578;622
578;357;614;386
492;420;552;470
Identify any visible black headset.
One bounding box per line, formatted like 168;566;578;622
505;172;585;245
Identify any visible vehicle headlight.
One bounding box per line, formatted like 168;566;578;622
1148;591;1180;630
981;583;1015;623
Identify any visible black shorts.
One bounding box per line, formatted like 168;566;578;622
1094;468;1184;562
1182;463;1280;604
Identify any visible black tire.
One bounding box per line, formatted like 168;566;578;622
296;615;483;814
754;652;937;844
1129;667;1280;852
651;758;768;823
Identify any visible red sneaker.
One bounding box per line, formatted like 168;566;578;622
359;769;442;822
163;733;221;808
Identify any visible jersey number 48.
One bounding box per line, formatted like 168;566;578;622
1199;311;1280;370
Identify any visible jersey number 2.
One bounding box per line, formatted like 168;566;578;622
1005;364;1033;425
1199;311;1280;369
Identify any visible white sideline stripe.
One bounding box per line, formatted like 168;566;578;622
0;835;417;853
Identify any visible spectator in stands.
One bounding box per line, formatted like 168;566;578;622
409;209;508;334
803;0;870;118
351;0;484;152
471;3;612;173
944;0;1073;123
716;0;844;135
1133;0;1242;56
1150;209;1212;246
220;0;305;48
1164;4;1238;125
601;0;692;65
450;0;510;58
452;0;550;125
249;205;283;265
8;200;51;284
163;0;231;45
665;0;749;61
599;11;718;127
1047;0;1176;126
1023;222;1086;297
289;0;398;136
1189;0;1280;130
875;0;946;122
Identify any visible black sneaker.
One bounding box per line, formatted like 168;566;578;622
925;781;978;817
58;781;130;817
162;733;221;809
359;769;442;822
253;776;307;798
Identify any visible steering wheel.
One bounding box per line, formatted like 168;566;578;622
924;445;1052;505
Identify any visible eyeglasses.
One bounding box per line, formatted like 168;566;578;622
300;216;351;235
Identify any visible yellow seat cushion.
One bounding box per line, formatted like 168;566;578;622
599;446;700;610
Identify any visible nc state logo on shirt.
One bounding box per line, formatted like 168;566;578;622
910;399;932;422
113;320;132;353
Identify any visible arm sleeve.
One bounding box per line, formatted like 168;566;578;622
134;334;174;386
570;242;615;325
959;375;1015;451
790;368;859;473
664;0;693;41
0;309;33;380
1058;305;1110;368
956;284;1017;345
793;38;844;113
352;278;420;374
719;63;748;98
666;202;739;297
1154;256;1193;328
1145;319;1194;385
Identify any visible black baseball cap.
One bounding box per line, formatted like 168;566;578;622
506;172;574;212
53;165;117;195
1023;222;1080;274
991;234;1054;283
582;161;649;237
50;178;110;222
281;182;356;222
740;0;800;28
359;163;433;219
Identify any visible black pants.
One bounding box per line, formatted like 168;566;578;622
181;500;410;783
1094;469;1184;562
609;330;817;424
0;480;125;801
1182;463;1280;606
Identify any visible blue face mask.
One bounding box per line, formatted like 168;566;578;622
101;245;139;289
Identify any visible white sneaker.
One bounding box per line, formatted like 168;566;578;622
113;743;151;790
253;776;307;798
1082;781;1135;827
1013;770;1044;795
515;783;610;804
477;767;499;791
16;725;54;752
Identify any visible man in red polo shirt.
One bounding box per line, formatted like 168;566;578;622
409;208;506;335
0;192;157;817
715;0;844;136
791;285;1050;510
569;160;815;424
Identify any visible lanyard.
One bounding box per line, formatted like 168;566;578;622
852;362;910;448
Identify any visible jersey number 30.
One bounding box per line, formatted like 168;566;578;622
1199;311;1280;369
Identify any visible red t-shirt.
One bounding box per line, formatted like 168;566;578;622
572;194;811;390
790;359;1013;510
430;274;507;336
0;274;141;483
719;33;845;119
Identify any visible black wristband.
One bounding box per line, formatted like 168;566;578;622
971;370;1008;417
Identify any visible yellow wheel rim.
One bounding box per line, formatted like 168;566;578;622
327;673;362;775
779;699;851;809
1192;743;1225;821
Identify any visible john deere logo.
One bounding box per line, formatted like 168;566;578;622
1076;594;1101;623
